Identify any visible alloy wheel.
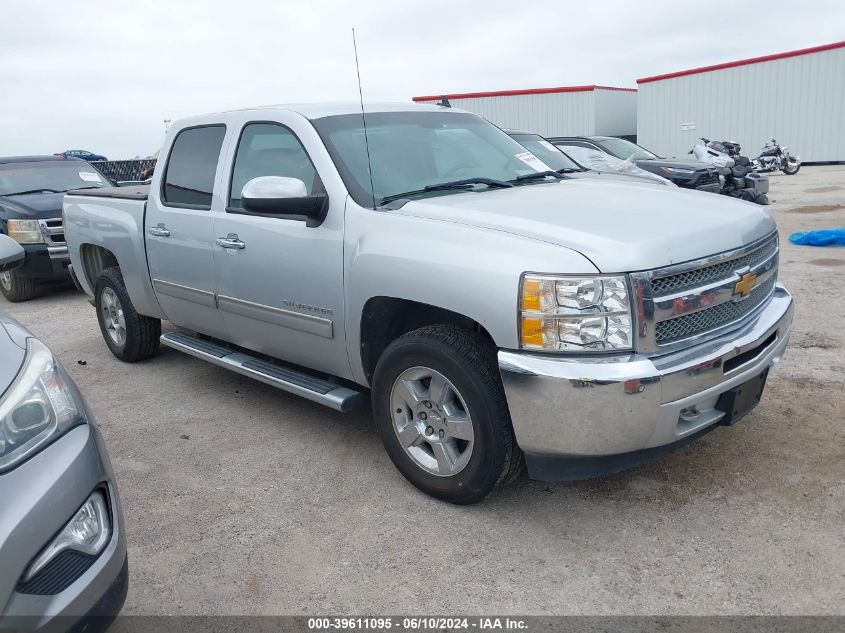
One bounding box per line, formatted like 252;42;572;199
389;366;475;477
100;287;127;348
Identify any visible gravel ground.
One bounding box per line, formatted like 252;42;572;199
2;167;843;616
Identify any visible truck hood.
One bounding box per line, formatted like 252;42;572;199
395;177;775;272
0;192;65;220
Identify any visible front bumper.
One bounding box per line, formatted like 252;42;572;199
499;284;793;480
16;244;71;280
0;424;127;632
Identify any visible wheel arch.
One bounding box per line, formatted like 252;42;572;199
77;242;167;320
79;243;119;291
359;296;496;385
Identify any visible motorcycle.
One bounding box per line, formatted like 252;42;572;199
752;138;801;175
689;138;769;205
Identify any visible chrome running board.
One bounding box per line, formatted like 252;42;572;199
160;331;365;413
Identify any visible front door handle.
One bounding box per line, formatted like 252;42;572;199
148;223;170;237
216;233;246;250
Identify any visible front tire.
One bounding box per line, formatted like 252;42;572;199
372;325;524;504
782;159;800;175
95;267;161;362
0;270;37;302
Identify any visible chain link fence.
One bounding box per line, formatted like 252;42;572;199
92;159;157;185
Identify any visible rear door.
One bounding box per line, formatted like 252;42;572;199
210;114;348;377
146;124;230;338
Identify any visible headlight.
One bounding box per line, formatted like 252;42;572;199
0;338;85;472
660;167;695;176
520;274;633;351
7;219;44;244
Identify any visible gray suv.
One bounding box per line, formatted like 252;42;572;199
0;234;127;631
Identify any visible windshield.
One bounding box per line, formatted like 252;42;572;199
0;161;107;196
508;134;583;171
311;111;553;206
595;137;657;161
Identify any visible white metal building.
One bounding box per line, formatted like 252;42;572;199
412;85;637;138
637;41;845;162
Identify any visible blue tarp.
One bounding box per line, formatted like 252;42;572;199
788;229;845;246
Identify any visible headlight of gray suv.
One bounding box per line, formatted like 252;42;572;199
0;338;85;472
519;274;633;352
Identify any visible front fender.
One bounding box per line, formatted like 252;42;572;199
343;204;598;384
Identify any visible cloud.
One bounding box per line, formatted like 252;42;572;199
1;0;842;157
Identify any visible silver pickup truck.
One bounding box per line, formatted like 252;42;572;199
63;103;793;504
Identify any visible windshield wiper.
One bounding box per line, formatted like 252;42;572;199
0;188;63;196
510;171;563;184
380;177;513;205
557;167;583;174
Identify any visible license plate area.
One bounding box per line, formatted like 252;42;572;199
716;368;769;426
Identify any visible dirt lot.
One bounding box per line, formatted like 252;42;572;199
2;167;843;615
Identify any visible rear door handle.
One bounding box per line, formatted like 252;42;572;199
148;223;170;237
216;233;245;249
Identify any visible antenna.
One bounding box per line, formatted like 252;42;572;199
352;28;377;210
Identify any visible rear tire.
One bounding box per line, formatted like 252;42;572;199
0;270;36;302
372;325;524;504
95;267;160;362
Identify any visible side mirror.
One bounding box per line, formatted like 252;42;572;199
0;234;25;273
241;176;328;227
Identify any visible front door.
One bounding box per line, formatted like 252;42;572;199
211;118;348;377
146;124;229;339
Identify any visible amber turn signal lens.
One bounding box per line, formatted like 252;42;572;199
522;279;541;311
521;317;544;347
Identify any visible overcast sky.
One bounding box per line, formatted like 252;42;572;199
1;0;842;158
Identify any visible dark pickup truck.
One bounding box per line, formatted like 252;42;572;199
550;136;722;194
0;156;108;301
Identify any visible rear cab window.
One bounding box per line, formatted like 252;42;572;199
161;125;226;209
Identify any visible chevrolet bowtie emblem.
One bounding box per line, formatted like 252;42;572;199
733;272;758;298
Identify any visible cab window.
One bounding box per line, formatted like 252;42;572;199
228;123;319;210
161;125;226;209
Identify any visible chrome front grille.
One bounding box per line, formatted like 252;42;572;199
651;236;777;295
38;218;68;260
632;232;779;354
654;275;776;343
39;218;66;246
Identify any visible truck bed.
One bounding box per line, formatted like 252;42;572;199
66;185;150;200
63;184;165;319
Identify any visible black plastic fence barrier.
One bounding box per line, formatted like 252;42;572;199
92;159;157;184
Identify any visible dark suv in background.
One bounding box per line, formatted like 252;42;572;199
0;156;107;301
550;136;721;193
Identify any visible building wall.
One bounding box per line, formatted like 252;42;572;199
414;91;597;137
637;44;845;162
594;89;638;137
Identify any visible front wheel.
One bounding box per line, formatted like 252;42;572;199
0;270;36;302
95;267;161;362
372;325;524;504
782;158;800;175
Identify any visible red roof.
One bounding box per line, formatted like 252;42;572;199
411;84;636;102
637;40;845;84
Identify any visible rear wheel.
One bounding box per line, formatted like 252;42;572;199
95;267;161;362
0;270;36;302
372;325;524;504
